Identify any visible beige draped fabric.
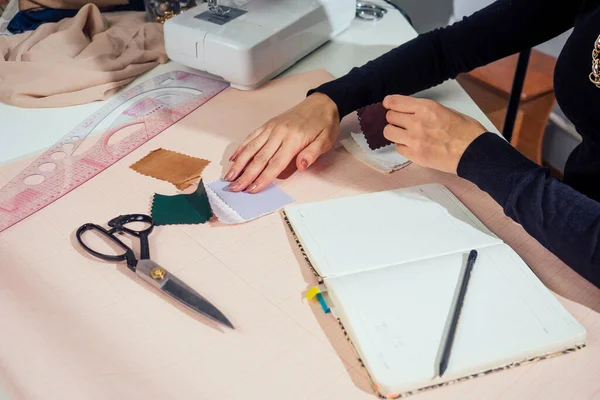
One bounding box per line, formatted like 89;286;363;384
0;4;167;108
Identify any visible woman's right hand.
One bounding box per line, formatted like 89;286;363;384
224;92;340;193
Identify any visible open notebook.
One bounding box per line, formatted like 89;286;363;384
283;183;586;398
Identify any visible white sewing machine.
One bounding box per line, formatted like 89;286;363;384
164;0;355;90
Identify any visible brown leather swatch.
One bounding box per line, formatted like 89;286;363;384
130;148;210;190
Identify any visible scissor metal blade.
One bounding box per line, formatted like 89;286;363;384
135;259;234;329
161;278;234;329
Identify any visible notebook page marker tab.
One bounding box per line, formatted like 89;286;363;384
305;286;321;300
306;286;330;313
316;293;330;313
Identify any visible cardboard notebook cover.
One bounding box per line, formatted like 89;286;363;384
282;183;587;399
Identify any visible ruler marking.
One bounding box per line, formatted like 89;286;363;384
0;71;229;232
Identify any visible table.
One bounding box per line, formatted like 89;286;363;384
2;3;599;400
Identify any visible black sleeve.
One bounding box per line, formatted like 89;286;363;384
310;0;582;118
458;133;600;288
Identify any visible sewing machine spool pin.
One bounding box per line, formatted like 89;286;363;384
356;2;387;21
145;0;198;23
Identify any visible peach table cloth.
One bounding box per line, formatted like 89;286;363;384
0;70;599;400
0;4;167;108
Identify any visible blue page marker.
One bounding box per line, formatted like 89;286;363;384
316;293;330;313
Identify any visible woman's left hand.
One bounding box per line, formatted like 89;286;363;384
382;95;487;174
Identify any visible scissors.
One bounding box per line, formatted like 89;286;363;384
76;214;234;329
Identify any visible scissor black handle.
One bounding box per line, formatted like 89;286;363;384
76;214;155;270
76;223;138;270
108;214;154;260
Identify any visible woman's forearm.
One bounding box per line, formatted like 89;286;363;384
458;133;600;287
310;0;581;118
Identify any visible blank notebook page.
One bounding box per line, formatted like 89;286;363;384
325;245;587;395
284;184;502;277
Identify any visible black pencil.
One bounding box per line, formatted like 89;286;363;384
435;249;478;378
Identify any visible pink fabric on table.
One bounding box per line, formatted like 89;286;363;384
0;70;599;400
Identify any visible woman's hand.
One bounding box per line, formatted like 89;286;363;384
225;93;340;193
382;95;487;174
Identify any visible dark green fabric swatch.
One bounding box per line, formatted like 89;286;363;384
151;180;213;226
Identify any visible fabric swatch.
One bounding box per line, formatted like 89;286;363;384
151;180;213;226
350;132;410;170
204;183;245;225
357;102;393;150
339;132;410;174
0;5;167;108
130;148;210;190
207;179;294;221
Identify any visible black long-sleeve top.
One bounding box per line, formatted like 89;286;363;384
309;0;600;288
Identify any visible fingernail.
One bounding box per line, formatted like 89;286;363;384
229;153;237;162
225;170;235;181
301;159;308;169
229;182;239;190
247;184;257;193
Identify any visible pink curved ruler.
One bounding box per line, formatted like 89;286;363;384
0;71;229;233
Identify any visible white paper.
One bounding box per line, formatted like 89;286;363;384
325;245;586;394
285;183;586;396
285;183;500;277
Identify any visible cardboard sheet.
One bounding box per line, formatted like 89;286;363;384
1;70;600;400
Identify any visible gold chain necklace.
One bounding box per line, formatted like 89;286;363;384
590;34;600;88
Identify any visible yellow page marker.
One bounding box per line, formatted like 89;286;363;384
305;286;320;301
